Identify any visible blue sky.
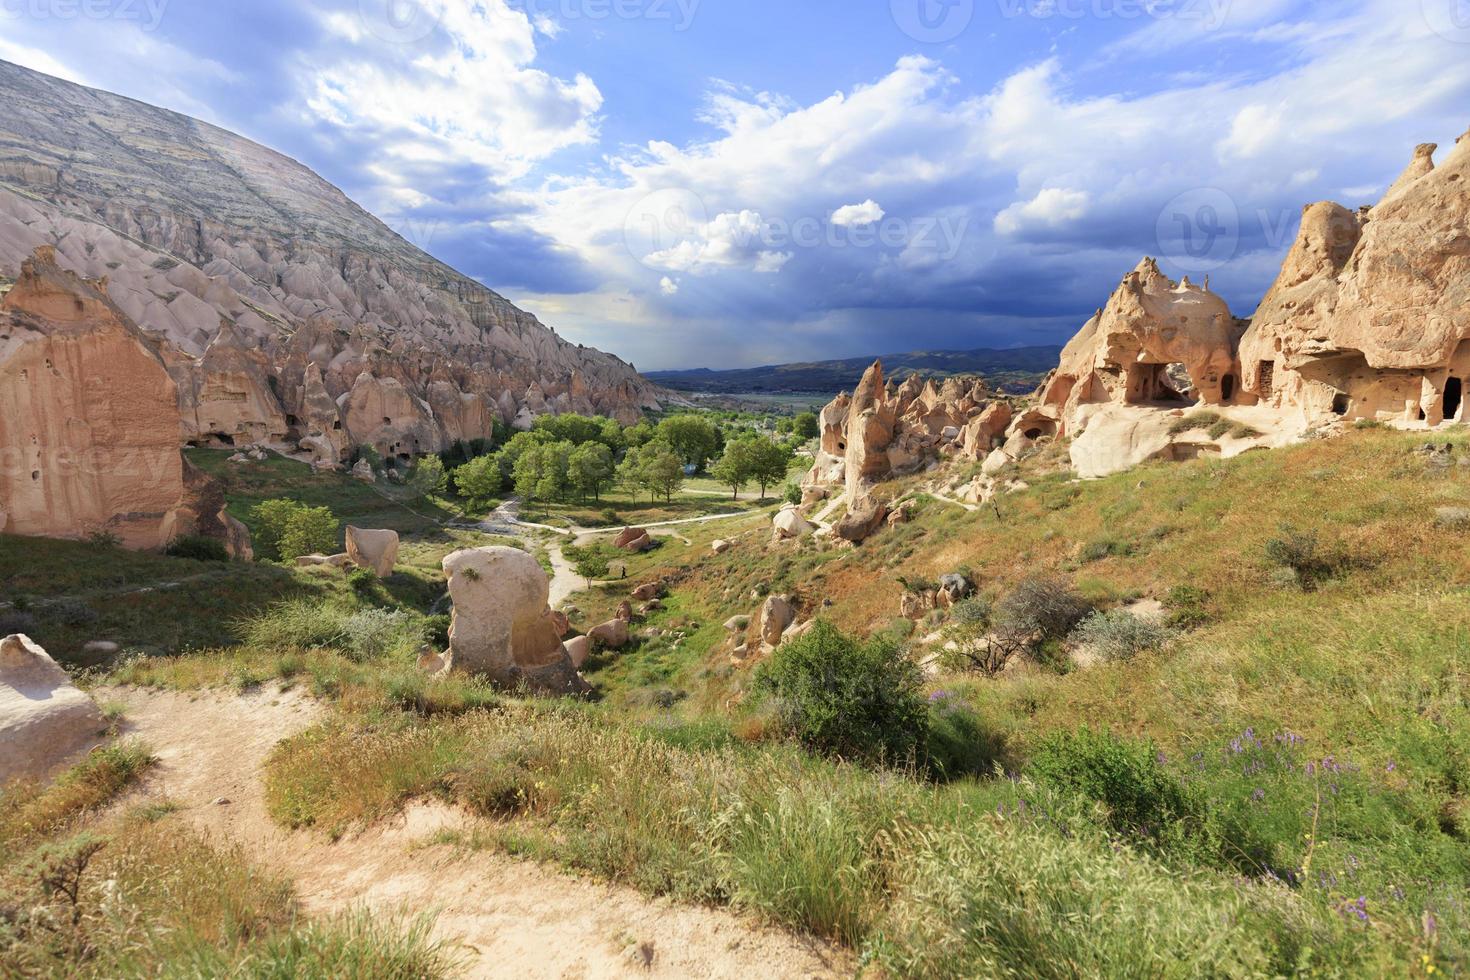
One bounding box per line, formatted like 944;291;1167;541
3;0;1469;370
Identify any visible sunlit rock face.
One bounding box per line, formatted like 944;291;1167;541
1037;257;1245;439
1240;128;1470;426
0;248;185;549
0;59;661;465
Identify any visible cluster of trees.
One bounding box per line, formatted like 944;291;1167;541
449;411;802;507
251;499;339;562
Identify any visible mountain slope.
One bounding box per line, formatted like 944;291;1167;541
647;346;1060;396
0;60;660;461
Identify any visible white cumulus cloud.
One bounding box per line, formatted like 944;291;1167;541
831;200;886;227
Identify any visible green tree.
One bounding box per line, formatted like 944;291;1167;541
533;413;609;448
514;440;573;503
405;455;446;500
568;442;616;501
564;543;614;587
251;500;339;562
656;415;720;470
452;453;504;502
792;412;821;440
748;439;793;499
620;440;686;502
711;438;758;500
623;421;656;449
598;417;626;453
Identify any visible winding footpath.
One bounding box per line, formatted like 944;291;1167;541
103;687;849;979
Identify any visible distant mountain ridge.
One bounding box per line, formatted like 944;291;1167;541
647;346;1061;396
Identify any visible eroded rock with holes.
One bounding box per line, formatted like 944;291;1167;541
1;634;105;783
442;546;588;695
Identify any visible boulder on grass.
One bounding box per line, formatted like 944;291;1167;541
834;496;888;543
345;526;399;578
615;527;655;552
632;582;665;602
711;539;731;555
772;506;812;541
441;546;588;695
616;601;635;623
1;634;105;783
588;619;631;650
564;635;591;669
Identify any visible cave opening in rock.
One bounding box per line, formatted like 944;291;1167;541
285;414;299;427
1221;374;1236;401
1444;377;1462;422
1331;393;1350;416
1025;428;1044;440
1258;361;1275;399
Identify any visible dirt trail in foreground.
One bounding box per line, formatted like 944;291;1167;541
104;687;849;979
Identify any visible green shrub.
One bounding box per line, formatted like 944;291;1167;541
1264;523;1339;590
86;530;121;549
1070;609;1174;662
783;481;803;506
1080;537;1135;563
1163;584;1211;629
250;500;340;562
165;535;229;562
753;621;928;766
1029;727;1219;863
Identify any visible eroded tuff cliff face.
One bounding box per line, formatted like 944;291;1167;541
0;248;184;548
1239;127;1470;424
0;60;660;464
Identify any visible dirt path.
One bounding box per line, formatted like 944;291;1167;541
105;687;849;979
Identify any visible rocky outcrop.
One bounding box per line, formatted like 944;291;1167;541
1036;258;1244;440
442;546;589;695
345;526;399;578
614;527;655;553
1;634;105;783
0;59;661;469
1239;128;1470;425
0;248;186;549
803;361;1006;540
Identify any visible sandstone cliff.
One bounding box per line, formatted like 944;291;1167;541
1239;126;1470;424
0;247;185;548
0;59;661;463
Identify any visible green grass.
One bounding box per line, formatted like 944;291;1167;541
262;700;1457;974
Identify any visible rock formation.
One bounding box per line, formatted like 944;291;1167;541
1036;258;1245;440
441;546;589;695
0;60;661;476
345;527;400;578
803;361;1008;538
1239;128;1470;425
1;634;105;783
0;247;186;548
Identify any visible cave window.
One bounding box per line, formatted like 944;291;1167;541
216;433;236;447
837;441;846;452
1258;361;1275;399
333;421;342;431
31;471;40;481
383;417;392;425
397;453;411;463
1025;428;1044;440
1221;374;1236;401
285;414;299;427
1331;393;1350;416
1445;378;1463;422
